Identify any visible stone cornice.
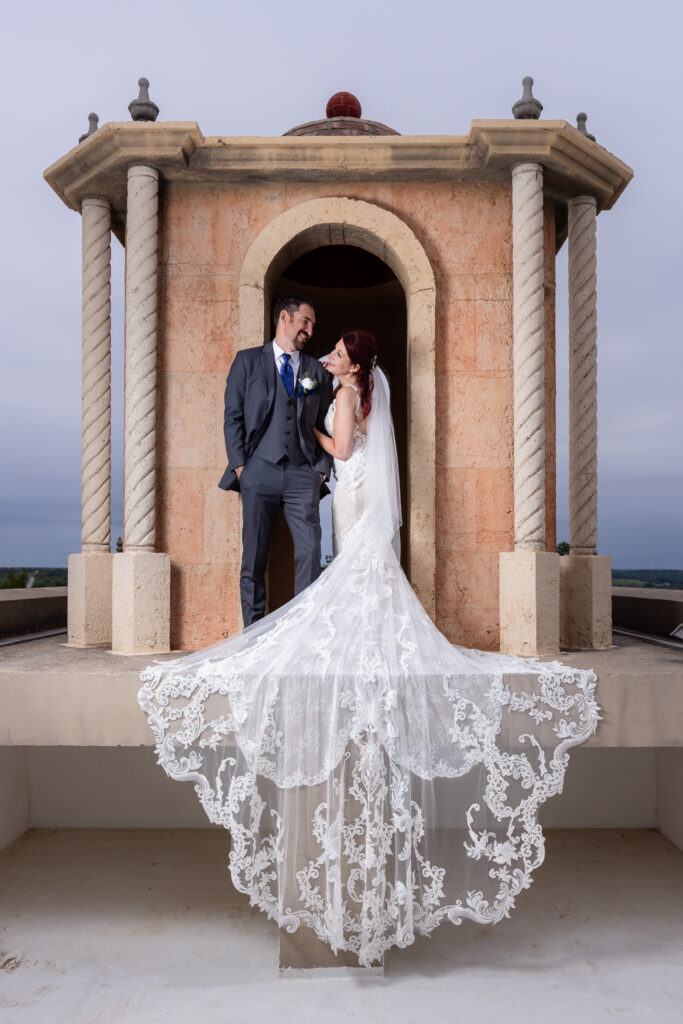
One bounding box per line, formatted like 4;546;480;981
44;119;633;222
469;121;633;210
44;122;205;214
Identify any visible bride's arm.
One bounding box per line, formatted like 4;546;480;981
314;386;356;461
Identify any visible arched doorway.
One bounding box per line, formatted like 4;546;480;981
238;197;436;618
266;245;408;610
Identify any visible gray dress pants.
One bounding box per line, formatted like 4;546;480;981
239;455;322;626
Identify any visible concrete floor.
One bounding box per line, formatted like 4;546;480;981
1;830;682;1023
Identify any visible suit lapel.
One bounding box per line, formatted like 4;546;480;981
296;353;312;422
261;343;275;410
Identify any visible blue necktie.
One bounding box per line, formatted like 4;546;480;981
280;353;294;396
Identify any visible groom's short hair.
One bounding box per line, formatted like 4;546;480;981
272;295;315;329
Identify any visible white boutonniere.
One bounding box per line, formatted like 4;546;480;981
296;372;319;397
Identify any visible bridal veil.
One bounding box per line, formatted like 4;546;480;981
138;366;598;966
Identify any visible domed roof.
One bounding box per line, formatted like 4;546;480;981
284;92;399;137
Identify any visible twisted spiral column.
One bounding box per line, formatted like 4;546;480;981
124;165;159;551
81;198;112;551
512;163;546;551
568;196;598;556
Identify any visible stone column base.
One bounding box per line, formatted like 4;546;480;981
560;554;612;650
499;550;560;656
112;551;171;655
67;551;113;647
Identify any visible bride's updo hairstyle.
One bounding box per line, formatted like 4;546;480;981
340;330;377;419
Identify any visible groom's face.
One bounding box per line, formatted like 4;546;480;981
283;304;316;351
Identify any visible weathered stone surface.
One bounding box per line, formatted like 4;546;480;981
499;550;560;655
111;551;170;655
560;554;612;650
67;551;112;647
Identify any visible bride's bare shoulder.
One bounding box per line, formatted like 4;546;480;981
336;385;357;405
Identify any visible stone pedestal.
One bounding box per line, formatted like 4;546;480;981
278;928;382;975
560;554;612;650
499;550;560;656
67;551;113;647
111;551;171;655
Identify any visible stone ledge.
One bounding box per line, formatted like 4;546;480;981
44;120;633;227
613;587;683;640
0;634;680;749
0;588;67;641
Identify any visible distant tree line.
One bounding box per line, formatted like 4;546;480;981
555;546;680;589
0;567;68;589
612;568;683;589
1;563;680;591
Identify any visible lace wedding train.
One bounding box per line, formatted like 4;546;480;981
138;371;599;966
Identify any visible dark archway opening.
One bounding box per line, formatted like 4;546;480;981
266;245;408;612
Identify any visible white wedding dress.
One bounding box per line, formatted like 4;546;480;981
138;369;599;966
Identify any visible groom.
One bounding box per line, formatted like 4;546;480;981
219;296;334;626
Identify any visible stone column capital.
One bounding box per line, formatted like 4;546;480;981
568;194;597;212
127;164;160;182
81;196;112;212
512;161;543;176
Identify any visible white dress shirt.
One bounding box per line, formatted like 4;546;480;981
272;340;300;383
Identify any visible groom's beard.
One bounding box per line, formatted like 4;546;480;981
293;331;310;351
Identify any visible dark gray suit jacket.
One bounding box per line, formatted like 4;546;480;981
219;344;334;493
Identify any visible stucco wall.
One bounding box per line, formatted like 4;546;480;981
7;746;660;834
0;746;29;851
155;180;557;650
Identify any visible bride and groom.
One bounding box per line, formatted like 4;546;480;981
218;295;334;626
139;296;598;966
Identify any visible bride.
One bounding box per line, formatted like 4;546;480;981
138;329;599;967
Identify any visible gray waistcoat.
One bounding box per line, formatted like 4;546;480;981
253;362;307;466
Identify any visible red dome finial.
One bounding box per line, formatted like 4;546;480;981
326;92;362;119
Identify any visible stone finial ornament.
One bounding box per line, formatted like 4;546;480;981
576;112;596;142
512;77;543;120
128;78;159;122
78;112;99;144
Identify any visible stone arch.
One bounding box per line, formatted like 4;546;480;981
239;197;436;615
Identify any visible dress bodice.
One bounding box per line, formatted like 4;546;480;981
324;384;368;555
324;385;367;462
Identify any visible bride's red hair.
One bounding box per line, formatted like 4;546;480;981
340;330;377;419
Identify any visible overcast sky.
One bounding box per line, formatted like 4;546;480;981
1;0;681;570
